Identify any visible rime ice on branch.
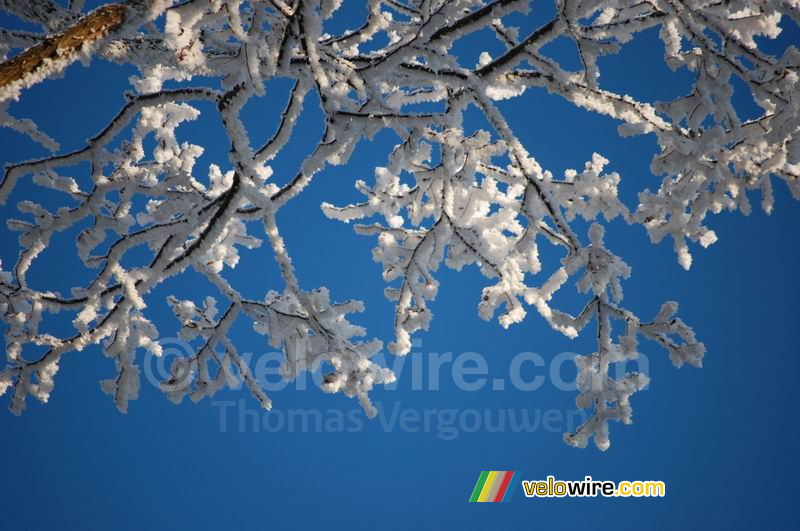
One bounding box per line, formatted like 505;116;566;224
0;0;798;449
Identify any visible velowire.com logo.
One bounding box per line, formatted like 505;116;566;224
469;472;667;502
468;471;520;502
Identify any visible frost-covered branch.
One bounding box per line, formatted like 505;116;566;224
0;0;797;449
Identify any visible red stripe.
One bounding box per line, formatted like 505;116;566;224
492;471;514;502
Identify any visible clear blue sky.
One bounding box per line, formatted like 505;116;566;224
1;4;799;529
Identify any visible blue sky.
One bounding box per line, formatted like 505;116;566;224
1;4;799;529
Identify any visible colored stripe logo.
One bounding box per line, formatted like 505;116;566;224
469;471;519;502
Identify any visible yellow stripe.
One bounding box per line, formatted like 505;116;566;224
486;471;504;502
477;471;498;502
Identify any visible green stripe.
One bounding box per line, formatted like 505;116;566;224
469;471;490;502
